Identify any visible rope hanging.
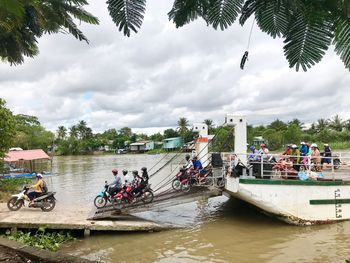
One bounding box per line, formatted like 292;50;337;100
240;18;255;70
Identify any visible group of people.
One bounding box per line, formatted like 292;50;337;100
108;167;149;197
248;142;333;171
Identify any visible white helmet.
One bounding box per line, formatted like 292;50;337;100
292;144;297;149
311;143;318;148
300;142;305;145
36;173;43;179
324;143;329;147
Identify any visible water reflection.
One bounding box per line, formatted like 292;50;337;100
52;155;350;263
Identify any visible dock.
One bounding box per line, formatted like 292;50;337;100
0;203;172;236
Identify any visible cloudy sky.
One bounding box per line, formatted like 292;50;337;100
1;0;349;135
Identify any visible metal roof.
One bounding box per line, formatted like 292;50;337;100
4;149;50;162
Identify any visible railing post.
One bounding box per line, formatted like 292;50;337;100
331;155;335;181
260;156;264;178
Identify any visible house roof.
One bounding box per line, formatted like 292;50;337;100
163;137;182;141
4;149;50;162
130;140;151;146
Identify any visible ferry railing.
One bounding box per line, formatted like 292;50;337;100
223;152;350;181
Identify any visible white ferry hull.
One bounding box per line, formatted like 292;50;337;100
225;177;350;225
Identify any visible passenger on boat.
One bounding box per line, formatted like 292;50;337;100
310;144;321;171
321;144;332;165
282;144;292;156
258;143;269;155
108;169;123;195
291;144;301;171
300;142;308;156
248;145;260;161
27;173;44;202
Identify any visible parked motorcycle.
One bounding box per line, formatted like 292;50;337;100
321;152;341;169
94;181;112;208
112;184;154;209
7;186;56;212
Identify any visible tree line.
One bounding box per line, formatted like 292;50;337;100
1;98;350;157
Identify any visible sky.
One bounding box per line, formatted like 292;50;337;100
1;0;349;135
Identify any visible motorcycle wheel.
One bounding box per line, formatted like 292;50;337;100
7;197;23;211
334;160;341;170
216;178;225;187
41;197;56;212
204;177;213;186
94;196;107;208
172;179;181;191
141;190;154;204
181;181;191;193
112;198;124;210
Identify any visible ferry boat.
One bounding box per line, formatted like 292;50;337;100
197;114;350;225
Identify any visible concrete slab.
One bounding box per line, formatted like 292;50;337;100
0;203;171;233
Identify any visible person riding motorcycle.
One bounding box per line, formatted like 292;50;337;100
123;169;133;186
108;169;122;196
322;143;332;164
184;154;193;169
141;167;149;184
27;173;44;202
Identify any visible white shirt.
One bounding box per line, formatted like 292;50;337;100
124;174;133;186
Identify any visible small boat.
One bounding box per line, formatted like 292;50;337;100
1;149;52;179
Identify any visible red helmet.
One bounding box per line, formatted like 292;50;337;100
260;143;266;148
112;169;118;175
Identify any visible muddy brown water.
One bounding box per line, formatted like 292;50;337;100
48;154;350;263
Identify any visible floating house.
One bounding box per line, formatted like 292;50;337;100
129;141;154;152
163;137;184;151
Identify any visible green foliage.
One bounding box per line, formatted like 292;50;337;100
3;228;75;251
0;178;32;191
164;128;180;139
0;0;99;65
14;114;54;150
0;99;16;157
111;0;350;71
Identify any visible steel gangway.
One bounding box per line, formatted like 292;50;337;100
89;186;222;220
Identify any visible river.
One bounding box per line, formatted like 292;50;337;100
48;154;350;263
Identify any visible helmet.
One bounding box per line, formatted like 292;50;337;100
112;169;118;175
324;143;329;147
192;156;197;160
249;145;255;151
132;170;138;176
185;154;190;160
36;173;43;179
141;167;147;172
306;143;311;147
122;169;128;175
260;143;266;148
311;143;317;148
300;141;305;145
292;144;297;149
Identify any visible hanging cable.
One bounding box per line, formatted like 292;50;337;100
240;18;255;70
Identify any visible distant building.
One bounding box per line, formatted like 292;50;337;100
129;141;155;152
163;137;184;151
253;136;265;146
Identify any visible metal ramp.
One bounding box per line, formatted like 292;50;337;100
89;186;222;220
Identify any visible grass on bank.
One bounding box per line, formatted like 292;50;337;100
2;227;76;251
0;177;33;201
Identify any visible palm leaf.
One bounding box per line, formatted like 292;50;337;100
207;0;243;30
283;13;333;71
62;15;88;42
107;0;146;37
255;0;289;38
333;17;350;70
239;0;256;25
168;0;209;28
60;3;99;25
0;0;24;17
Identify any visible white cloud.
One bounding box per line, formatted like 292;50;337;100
0;0;349;134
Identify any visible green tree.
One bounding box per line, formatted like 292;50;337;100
283;124;303;144
315;118;329;133
0;0;99;65
0;99;16;157
177;117;189;138
108;0;350;71
328;114;344;132
57;126;67;141
268;119;287;131
119;127;132;138
204;119;215;134
164;128;179;138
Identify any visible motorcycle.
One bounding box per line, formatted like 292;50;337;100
7;186;56;212
180;168;213;192
93;181;112;208
321;152;341;169
112;184;154;209
172;168;190;191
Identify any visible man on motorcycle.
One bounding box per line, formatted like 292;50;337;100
123;169;133;186
108;169;122;196
27;173;44;203
184;154;193;169
321;143;332;165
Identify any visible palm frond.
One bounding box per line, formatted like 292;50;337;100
168;0;209;28
283;13;333;71
207;0;243;30
62;15;88;42
60;3;99;25
107;0;146;37
0;0;24;17
239;0;256;25
333;17;350;70
255;0;289;38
